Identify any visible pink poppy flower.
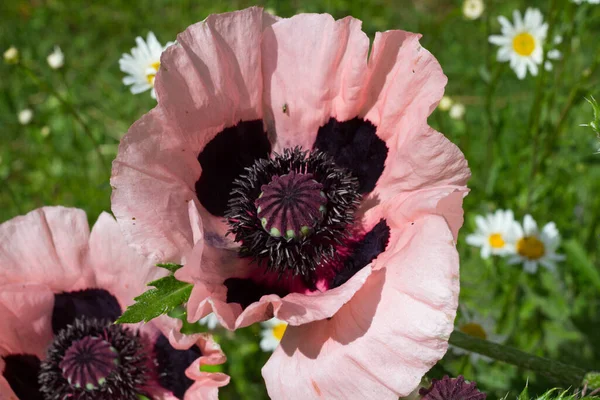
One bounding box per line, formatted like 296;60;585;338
0;207;228;400
111;7;469;399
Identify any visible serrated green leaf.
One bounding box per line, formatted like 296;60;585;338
156;263;183;273
116;275;192;324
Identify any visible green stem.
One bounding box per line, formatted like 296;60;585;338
18;64;111;175
484;64;505;179
449;331;586;386
526;0;560;208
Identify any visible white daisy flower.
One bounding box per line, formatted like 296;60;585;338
439;96;454;111
18;108;33;125
119;32;174;99
466;209;520;258
489;8;548;79
463;0;485;20
453;310;506;364
449;103;466;120
198;313;220;330
260;318;287;352
47;46;64;69
508;215;565;274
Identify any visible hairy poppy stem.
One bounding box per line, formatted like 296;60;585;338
449;330;586;386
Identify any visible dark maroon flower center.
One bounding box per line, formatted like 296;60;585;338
39;317;148;400
255;171;327;240
419;375;487;400
59;336;119;391
226;147;361;281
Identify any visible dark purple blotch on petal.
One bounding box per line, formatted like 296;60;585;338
224;278;289;310
154;334;202;399
196;119;271;217
419;375;487;400
330;219;390;289
2;354;43;400
52;289;122;334
313;117;388;194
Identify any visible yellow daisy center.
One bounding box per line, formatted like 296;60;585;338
460;323;487;340
272;323;287;341
512;32;536;56
516;236;545;260
488;233;505;249
146;61;160;85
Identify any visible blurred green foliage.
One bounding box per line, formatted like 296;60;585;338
1;0;599;399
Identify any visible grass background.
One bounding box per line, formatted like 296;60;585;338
1;0;599;399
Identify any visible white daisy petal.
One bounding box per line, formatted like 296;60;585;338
120;31;171;99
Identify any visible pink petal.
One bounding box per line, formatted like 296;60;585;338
262;14;369;152
182;334;230;400
358;31;469;203
262;215;459;400
182;238;374;330
0;207;93;292
112;7;272;263
111;107;201;263
0;283;54;358
155;7;267;140
88;212;169;309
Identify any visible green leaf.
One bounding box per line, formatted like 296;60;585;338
116;275;192;324
156;263;183;273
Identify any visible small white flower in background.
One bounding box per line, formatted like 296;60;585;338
463;0;485;20
439;96;454;111
544;49;562;71
40;126;51;137
453;310;506;363
449;103;466;120
508;215;565;274
198;313;220;330
47;46;64;69
119;32;174;99
18;109;33;125
260;318;287;352
489;8;548;79
466;209;520;259
3;46;19;64
572;0;600;4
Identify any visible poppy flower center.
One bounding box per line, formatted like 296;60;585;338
59;336;119;391
226;147;361;281
39;317;148;399
255;171;327;240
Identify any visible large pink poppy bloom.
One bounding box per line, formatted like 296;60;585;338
111;7;469;399
0;207;228;400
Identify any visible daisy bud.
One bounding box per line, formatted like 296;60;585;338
462;0;485;20
18;108;33;125
439;96;454;111
47;46;64;69
449;103;466;120
3;46;19;64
